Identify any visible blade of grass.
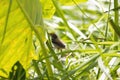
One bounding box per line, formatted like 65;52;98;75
51;0;76;40
32;60;43;79
75;61;97;79
98;57;113;80
109;19;120;37
104;0;111;44
62;53;100;80
113;0;119;49
61;35;103;79
46;37;64;70
72;0;105;37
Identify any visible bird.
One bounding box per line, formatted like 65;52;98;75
49;33;65;49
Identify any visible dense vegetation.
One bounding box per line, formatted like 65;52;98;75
0;0;120;80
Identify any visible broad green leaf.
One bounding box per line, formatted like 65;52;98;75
40;0;87;19
0;0;38;77
17;0;46;41
40;0;55;19
17;0;53;77
17;0;43;26
59;0;87;6
39;0;87;19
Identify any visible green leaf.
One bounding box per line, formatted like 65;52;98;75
40;0;55;19
109;18;120;37
0;0;38;77
17;0;46;41
59;0;87;6
17;0;43;26
40;0;87;19
17;0;53;77
9;61;26;80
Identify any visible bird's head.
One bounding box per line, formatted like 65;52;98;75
49;33;58;39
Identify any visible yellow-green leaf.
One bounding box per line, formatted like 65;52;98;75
40;0;55;19
0;0;38;77
59;0;87;6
